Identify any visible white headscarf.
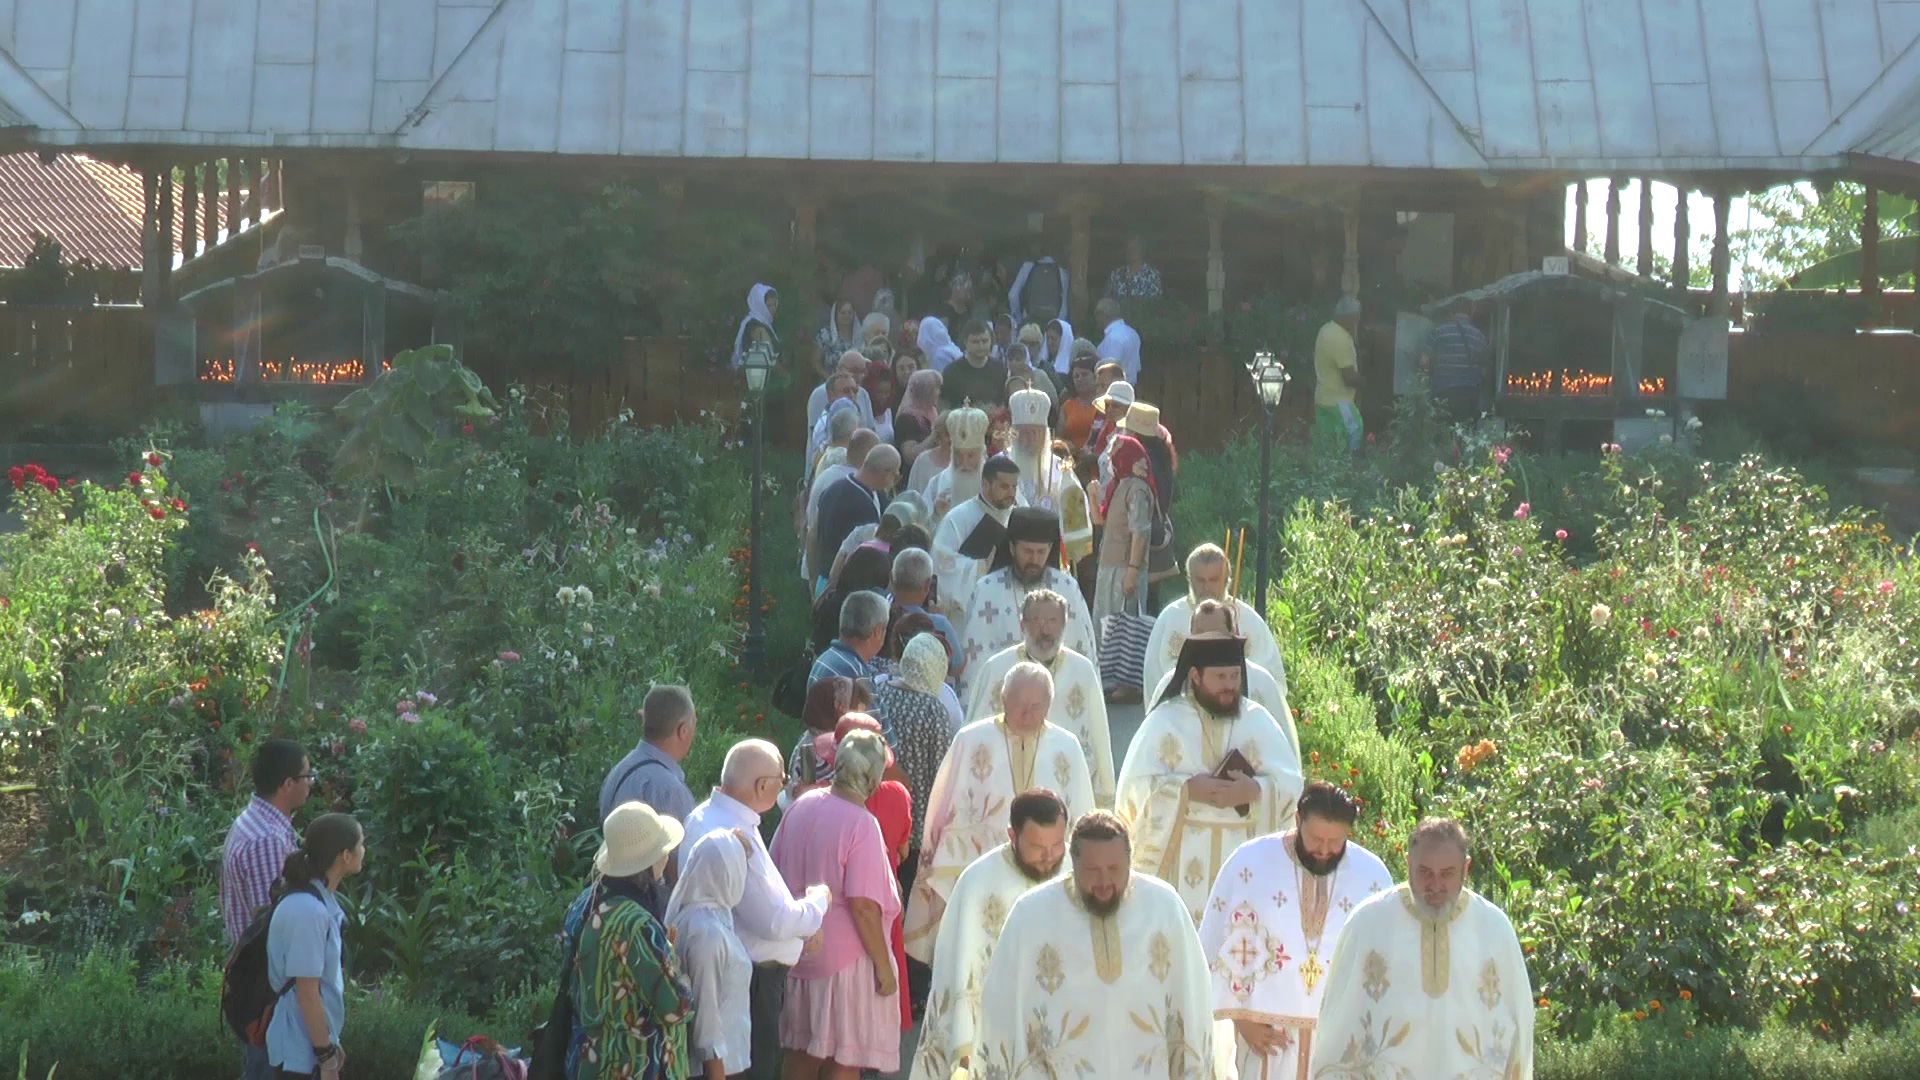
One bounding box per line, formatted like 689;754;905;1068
918;316;963;372
1042;318;1074;375
731;283;778;368
666;830;749;937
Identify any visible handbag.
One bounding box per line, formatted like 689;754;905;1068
1099;591;1155;692
527;885;597;1080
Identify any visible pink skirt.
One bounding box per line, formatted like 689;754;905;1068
779;954;902;1072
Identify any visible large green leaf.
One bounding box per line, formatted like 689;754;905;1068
1789;234;1920;288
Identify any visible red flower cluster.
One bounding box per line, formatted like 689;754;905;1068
128;471;144;487
8;463;59;492
146;452;163;467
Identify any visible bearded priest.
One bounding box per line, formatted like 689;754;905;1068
1007;387;1093;563
903;662;1094;968
1116;631;1303;924
972;810;1218;1080
1308;818;1535;1080
1145;543;1286;697
931;448;1020;637
1150;599;1297;756
959;505;1099;691
925;406;993;527
964;589;1115;806
1200;782;1393;1080
908;788;1072;1080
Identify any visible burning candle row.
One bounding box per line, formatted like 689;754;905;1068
1503;371;1674;397
197;357;392;385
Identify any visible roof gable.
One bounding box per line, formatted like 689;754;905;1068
0;151;146;269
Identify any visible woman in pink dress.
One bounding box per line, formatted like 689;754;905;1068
769;729;902;1078
827;713;915;1032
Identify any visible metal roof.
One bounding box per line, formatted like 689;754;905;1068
5;0;1920;173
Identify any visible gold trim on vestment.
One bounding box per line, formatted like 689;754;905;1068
1398;884;1469;997
1059;877;1130;984
996;718;1039;793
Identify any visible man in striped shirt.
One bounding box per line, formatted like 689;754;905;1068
1421;301;1491;420
220;738;310;1080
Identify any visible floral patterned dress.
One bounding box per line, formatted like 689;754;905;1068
563;882;694;1080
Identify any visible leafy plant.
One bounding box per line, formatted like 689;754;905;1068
333;345;497;499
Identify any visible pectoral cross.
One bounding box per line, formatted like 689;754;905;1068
1300;950;1326;994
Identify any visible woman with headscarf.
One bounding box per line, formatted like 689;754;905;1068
1039;317;1074;376
813;299;860;381
821;714;916;1033
870;633;953;860
731;284;780;370
893;368;942;465
1092;432;1160;632
915;316;964;373
769;730;903;1077
666;831;752;1080
560;801;693;1079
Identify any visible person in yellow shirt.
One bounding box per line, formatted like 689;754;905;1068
1313;295;1364;454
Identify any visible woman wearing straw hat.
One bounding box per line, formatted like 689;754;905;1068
768;730;904;1077
559;801;694;1079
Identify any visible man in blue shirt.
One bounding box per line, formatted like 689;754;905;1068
809;590;889;687
599;684;700;826
888;547;963;680
1421;301;1490;420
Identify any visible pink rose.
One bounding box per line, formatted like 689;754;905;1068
1555;529;1569;541
498;650;521;663
395;701;412;715
1514;502;1531;521
347;718;368;735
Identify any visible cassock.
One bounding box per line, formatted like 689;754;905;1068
1116;637;1304;924
908;843;1066;1080
1151;657;1298;759
965;644;1115;807
1200;836;1394;1080
1308;886;1534;1080
1146;595;1286;698
903;717;1094;966
931;496;1011;637
972;873;1218;1080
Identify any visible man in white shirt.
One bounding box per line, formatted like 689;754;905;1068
1094;296;1142;385
680;739;833;1080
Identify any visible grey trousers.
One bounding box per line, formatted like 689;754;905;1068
736;961;788;1080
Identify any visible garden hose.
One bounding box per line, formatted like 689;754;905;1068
268;507;338;697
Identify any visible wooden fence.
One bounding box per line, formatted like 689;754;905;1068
1726;330;1920;452
0;304;152;425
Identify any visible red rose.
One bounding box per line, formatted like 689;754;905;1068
146;452;162;467
22;464;44;480
38;475;57;492
461;423;475;436
6;467;22;489
169;498;186;511
128;472;143;486
245;542;261;554
149;506;165;520
64;477;75;488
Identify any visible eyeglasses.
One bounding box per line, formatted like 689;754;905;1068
295;772;318;783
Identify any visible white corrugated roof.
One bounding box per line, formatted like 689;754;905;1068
6;0;1920;173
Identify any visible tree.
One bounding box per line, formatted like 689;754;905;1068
1732;183;1915;289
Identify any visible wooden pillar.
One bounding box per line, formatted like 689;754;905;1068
239;158;257;226
344;185;364;259
202;162;219;252
158;169;176;300
792;194;818;252
1672;188;1691;291
1205;192;1226;341
1861;186;1881;304
1068;196;1094;324
225;158;241;234
1340;206;1360;297
180;164;199;260
263;160;281;212
1572;181;1588;253
1636;180;1655;278
140;167;162;304
1710;189;1732;319
1603;178;1622;265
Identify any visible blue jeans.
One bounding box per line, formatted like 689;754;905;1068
241;1044;275;1080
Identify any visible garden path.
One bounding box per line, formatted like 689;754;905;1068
879;698;1148;1080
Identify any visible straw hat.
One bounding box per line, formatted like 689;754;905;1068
1093;380;1136;413
1122;401;1161;436
594;801;685;878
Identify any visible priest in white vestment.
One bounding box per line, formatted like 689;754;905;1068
931;450;1020;638
973;810;1218;1080
909;789;1072;1080
1200;782;1394;1080
1309;818;1534;1080
903;662;1095;966
1150;599;1298;755
965;588;1114;806
925;406;991;528
958;505;1099;688
1007;387;1094;563
1117;632;1304;924
1145;543;1287;697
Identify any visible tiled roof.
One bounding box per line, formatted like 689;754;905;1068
0;152;147;270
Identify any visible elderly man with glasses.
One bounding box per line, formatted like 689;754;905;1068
680;739;834;1080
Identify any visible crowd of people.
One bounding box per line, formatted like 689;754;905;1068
213;273;1531;1080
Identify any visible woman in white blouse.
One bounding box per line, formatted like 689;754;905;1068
667;830;753;1080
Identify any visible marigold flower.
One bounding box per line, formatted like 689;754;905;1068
1680;989;1693;1001
1538;997;1549;1008
1649;999;1663;1011
1633;1010;1647;1021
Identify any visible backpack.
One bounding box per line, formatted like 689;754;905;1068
1021;261;1064;323
220;882;325;1045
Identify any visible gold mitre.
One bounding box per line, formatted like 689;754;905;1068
1008;388;1050;428
947;406;991;451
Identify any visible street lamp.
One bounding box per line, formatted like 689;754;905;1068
740;339;776;677
1244;350;1290;612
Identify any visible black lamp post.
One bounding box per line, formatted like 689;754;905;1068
740;339;775;677
1245;350;1290;612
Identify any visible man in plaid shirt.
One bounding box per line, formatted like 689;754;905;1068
221;738;311;1079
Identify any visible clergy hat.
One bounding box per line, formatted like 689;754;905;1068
1152;630;1248;709
1009;387;1050;427
992;506;1063;574
947;407;991;451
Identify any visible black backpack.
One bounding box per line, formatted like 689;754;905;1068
220;882;324;1045
1021;261;1064;323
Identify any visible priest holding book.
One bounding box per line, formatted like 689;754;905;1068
1116;629;1304;925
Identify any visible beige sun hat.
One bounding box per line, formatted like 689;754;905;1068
1093;380;1136;413
595;801;685;878
1122;401;1161;436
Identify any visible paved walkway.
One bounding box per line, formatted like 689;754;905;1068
879;697;1147;1078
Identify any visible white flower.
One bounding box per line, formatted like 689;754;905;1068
1590;602;1613;626
1693;625;1711;640
626;527;638;536
556;586;576;604
1659;434;1673;445
575;586;594;606
270;516;282;525
1685;415;1704;432
104;607;122;619
580;622;593;634
643;582;662;599
16;910;46;926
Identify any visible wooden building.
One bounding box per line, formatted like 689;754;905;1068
6;1;1920;437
